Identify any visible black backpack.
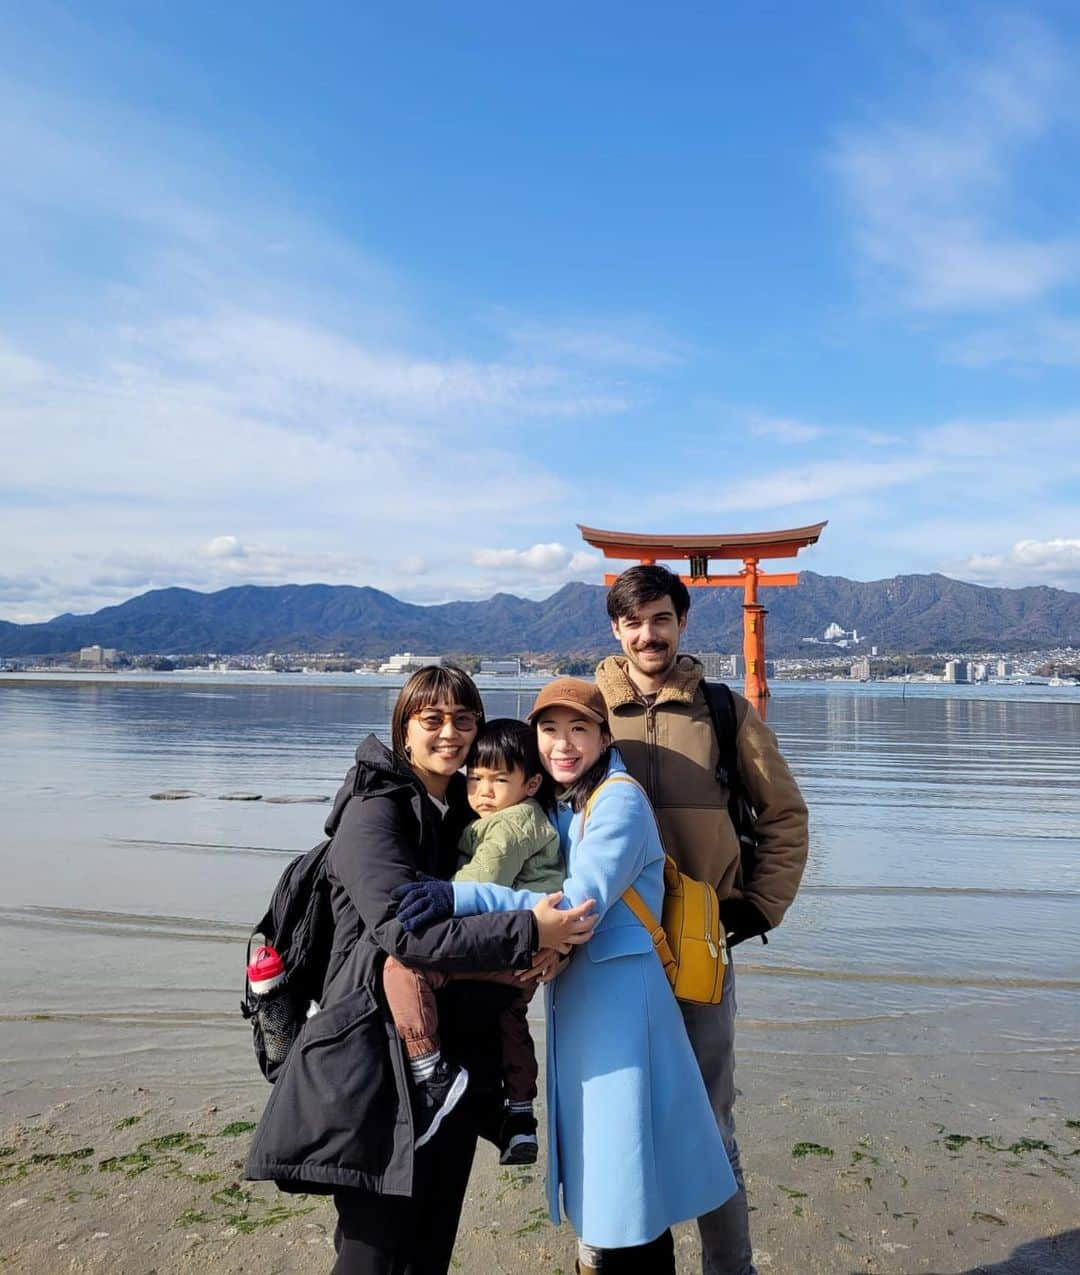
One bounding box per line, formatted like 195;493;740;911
702;681;767;944
241;836;337;1082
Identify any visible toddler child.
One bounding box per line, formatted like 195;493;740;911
383;717;564;1162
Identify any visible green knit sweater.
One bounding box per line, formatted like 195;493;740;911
454;798;564;893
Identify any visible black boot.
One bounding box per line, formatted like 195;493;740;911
601;1230;675;1274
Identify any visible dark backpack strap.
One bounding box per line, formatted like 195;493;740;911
703;680;739;790
703;681;767;943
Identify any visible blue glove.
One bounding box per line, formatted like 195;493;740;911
391;873;454;932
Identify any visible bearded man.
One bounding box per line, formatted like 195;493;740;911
592;564;809;1275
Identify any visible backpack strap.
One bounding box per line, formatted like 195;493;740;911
582;774;678;979
582;772;647;820
621;881;678;981
702;679;739;788
702;679;768;944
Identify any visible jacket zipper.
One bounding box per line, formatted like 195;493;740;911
644;701;658;803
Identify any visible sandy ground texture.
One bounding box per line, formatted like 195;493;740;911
2;1048;1078;1275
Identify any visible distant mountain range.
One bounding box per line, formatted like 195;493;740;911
2;573;1078;659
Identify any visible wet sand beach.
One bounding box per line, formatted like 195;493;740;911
2;1046;1077;1274
2;676;1078;1271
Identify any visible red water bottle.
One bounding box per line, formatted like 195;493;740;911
247;943;286;996
247;939;295;1066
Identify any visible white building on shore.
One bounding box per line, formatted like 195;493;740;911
377;653;444;674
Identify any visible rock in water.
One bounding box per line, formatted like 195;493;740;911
263;795;332;804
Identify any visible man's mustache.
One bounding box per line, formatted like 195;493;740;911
635;642;669;652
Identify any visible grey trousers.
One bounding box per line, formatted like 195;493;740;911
679;965;756;1275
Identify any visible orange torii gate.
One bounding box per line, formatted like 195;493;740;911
579;521;827;700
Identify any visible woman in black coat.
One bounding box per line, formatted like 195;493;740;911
246;665;594;1274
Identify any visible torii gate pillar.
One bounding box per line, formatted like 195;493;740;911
579;522;827;701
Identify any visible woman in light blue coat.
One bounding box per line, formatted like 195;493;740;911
398;678;736;1272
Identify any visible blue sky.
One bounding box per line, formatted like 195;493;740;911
2;1;1079;621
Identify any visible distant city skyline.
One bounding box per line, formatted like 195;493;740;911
2;3;1079;622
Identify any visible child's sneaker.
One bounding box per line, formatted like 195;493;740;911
498;1106;538;1165
413;1060;469;1149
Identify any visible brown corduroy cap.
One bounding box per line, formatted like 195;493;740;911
526;677;608;725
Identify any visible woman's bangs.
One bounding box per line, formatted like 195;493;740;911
404;666;483;717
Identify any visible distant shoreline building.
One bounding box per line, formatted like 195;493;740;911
479;659;521;676
79;645;118;669
801;621;864;650
690;652;752;681
377;652;444;674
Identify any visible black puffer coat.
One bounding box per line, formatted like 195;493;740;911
245;735;537;1195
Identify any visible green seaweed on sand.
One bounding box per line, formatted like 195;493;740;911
972;1210;1007;1227
792;1142;833;1159
0;1147;15;1158
777;1185;808;1199
1006;1137;1054;1155
850;1149;880;1166
512;1208;549;1237
939;1132;973;1152
98;1131;209;1178
177;1209;212;1225
494;1168;535;1203
219;1121;256;1138
113;1115;142;1130
975;1135;1055;1156
212;1183;252;1207
174;1196;315;1235
98;1149;164;1177
144;1132;194;1151
226;1204;316;1234
26;1147;94;1168
64;1187;106;1203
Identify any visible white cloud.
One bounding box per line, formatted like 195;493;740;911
95;542;372;590
0;61;689;620
679;457;943;515
473;543;576;573
200;535;246;560
832;17;1080;311
503;315;685;370
959;538;1080;589
469;544;604;593
950;316;1080;368
851;428;905;447
749;414;827;444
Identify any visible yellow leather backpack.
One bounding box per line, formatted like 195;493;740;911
584;775;728;1005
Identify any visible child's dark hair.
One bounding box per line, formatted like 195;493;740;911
467;717;555;812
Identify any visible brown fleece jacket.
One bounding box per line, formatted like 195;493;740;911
594;654;809;944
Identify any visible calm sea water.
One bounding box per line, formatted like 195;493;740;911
1;675;1078;1095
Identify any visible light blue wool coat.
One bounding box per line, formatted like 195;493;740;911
453;750;736;1248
